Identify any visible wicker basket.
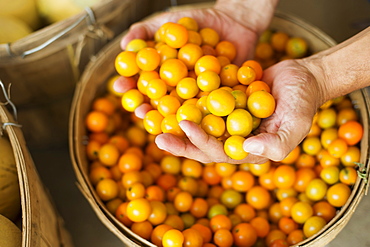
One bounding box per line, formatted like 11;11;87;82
0;0;164;150
69;3;370;246
0;85;73;247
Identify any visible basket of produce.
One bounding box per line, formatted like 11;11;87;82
69;3;370;247
0;82;73;247
0;0;165;149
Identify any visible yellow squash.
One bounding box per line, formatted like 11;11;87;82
0;213;22;247
0;135;21;221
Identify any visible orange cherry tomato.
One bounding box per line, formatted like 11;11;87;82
247;90;275;118
160;58;188;87
246;185;271;210
326;183;351;207
201;114;226;138
338;120;363;146
207;88;235;117
250;217;270;238
143;110;164;135
182;228;203;247
164;22;188;48
178;43;203;70
162;229;184;247
136;47;160;71
151;224;173;246
199;27;219;47
213;228;234;247
115;51;140;77
291;201;313;224
126;198;152;222
215;40;237;62
220;64;239;87
232;222;257;247
194;55;221;75
226;109;253;137
273;165;296;189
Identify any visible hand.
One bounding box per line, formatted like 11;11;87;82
120;6;261;65
116;10;369;164
156;59;325;164
115;6;263;122
243;58;326;161
155;120;271;164
114;2;282;164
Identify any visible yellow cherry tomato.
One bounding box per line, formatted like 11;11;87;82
207;88;235;117
224;135;249;160
226;109;253;137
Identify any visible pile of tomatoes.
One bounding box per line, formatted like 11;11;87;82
114;17;276;160
83;17;364;247
255;29;309;69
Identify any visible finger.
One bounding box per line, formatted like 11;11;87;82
179;120;229;162
243;125;308;162
179;120;268;164
134;103;153;119
155;133;214;164
241;155;270;165
120;24;152;50
120;12;178;50
243;133;287;161
223;27;257;65
206;11;258;65
113;76;136;93
156;121;270;164
262;59;301;88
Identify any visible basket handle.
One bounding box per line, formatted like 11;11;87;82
0;80;22;136
6;7;111;58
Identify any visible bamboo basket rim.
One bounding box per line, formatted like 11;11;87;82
68;31;148;246
0;0;134;63
0;82;74;247
0;0;158;150
69;4;370;247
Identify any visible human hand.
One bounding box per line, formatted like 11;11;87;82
121;5;262;66
115;5;264;122
114;1;281;164
115;20;370;164
154;59;325;164
241;59;326;161
241;26;370;162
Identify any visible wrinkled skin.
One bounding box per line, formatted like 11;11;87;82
116;7;326;164
155;59;324;164
120;7;260;65
243;59;325;162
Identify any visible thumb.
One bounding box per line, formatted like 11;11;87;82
120;12;178;50
243;132;297;162
120;24;152;50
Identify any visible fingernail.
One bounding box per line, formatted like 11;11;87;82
243;140;264;155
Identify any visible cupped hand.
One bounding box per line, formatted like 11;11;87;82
155;59;325;164
120;6;261;65
114;42;326;164
114;5;262;125
155;120;270;164
243;58;326;161
113;4;288;164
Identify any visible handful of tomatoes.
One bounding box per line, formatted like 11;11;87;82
114;17;276;160
83;16;364;247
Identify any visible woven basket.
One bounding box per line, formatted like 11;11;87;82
0;0;162;150
0;85;73;247
69;3;370;246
